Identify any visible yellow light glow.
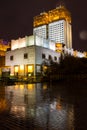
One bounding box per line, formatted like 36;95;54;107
33;12;48;27
28;65;33;73
56;103;62;110
56;50;62;53
44;66;47;70
33;6;71;27
0;99;7;112
19;65;24;75
73;50;77;57
43;84;47;90
15;66;18;72
20;85;24;90
83;52;87;58
14;85;19;90
27;84;34;90
20;65;24;70
56;43;63;53
0;42;10;52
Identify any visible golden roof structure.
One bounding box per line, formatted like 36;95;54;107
33;6;71;27
33;12;48;27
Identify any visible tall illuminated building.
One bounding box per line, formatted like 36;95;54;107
33;5;72;49
33;12;48;39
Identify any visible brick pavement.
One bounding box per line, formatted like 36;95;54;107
0;113;39;130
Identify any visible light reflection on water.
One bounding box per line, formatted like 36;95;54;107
2;81;86;130
0;82;75;130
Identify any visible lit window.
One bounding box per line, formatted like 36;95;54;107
15;66;18;73
20;65;24;71
28;65;33;73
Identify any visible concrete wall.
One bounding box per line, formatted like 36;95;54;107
5;45;61;76
6;46;35;66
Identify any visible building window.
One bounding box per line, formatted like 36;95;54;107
42;53;45;59
49;55;52;60
28;65;33;73
24;53;28;59
10;55;13;61
54;56;57;61
14;66;19;73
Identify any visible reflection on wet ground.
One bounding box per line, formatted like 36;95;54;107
0;80;87;130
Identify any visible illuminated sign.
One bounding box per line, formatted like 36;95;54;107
55;43;63;53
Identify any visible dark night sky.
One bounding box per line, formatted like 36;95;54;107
0;0;87;51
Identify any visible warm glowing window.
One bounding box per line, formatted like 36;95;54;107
20;65;24;71
15;66;18;72
10;55;13;61
28;65;33;73
43;66;47;71
28;84;34;90
20;85;24;90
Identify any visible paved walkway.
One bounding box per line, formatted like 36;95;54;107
0;113;40;130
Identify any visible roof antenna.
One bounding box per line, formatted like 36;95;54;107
42;8;45;13
56;0;65;8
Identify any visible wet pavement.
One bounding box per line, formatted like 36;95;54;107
0;80;87;130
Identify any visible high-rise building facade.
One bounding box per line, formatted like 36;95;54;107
33;12;48;39
33;5;72;49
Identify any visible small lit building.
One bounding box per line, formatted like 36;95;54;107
0;39;10;76
5;35;61;77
